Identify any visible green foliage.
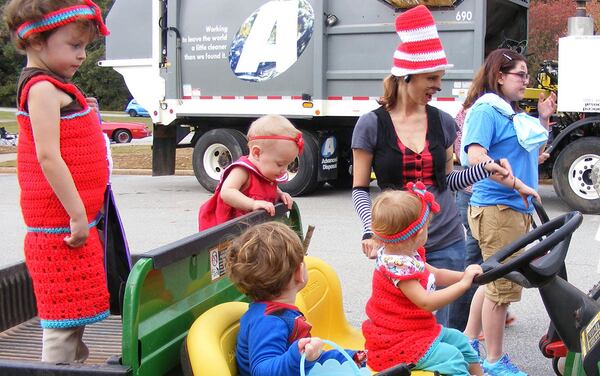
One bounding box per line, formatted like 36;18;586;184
0;0;130;110
72;43;130;111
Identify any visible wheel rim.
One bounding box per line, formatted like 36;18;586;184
567;153;600;200
203;143;232;180
117;132;130;143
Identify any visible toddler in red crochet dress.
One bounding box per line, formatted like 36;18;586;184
198;115;301;230
5;0;111;363
227;222;366;375
362;183;484;375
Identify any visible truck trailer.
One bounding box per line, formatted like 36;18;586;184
100;0;529;196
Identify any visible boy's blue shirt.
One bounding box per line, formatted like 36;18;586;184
236;301;354;376
461;103;539;213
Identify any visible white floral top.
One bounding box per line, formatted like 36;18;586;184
375;247;436;293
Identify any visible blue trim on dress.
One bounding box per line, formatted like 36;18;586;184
62;107;92;119
40;309;110;329
16;107;91;120
27;214;102;234
18;8;95;38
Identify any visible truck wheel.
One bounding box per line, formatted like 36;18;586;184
192;129;248;192
280;131;320;196
552;137;600;214
129;109;137;117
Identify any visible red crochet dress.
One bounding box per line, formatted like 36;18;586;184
17;72;110;329
362;247;441;370
198;156;279;230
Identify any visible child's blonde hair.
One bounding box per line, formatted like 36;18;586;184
372;190;425;238
226;221;304;301
247;115;301;148
4;0;99;52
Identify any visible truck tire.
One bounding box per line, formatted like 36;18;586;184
552;137;600;214
280;131;321;196
192;129;248;192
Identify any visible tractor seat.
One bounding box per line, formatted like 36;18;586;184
182;256;433;375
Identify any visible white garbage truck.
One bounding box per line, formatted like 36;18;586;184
100;0;530;196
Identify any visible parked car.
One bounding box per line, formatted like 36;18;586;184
124;99;149;117
101;120;151;143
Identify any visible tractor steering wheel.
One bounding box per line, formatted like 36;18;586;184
473;211;583;287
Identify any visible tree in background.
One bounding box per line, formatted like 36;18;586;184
528;0;600;76
0;0;130;110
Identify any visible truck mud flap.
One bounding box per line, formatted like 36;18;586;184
0;317;127;375
317;133;338;182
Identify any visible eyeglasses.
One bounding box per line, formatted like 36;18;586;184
504;71;530;82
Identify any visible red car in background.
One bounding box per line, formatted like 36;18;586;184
101;120;152;143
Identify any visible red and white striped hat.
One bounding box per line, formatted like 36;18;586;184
391;5;453;77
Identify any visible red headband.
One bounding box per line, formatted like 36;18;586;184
373;182;440;244
248;133;304;155
16;0;109;40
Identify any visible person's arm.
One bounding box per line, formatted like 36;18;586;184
247;315;304;375
537;92;557;159
398;264;482;312
426;263;463;287
299;337;358;365
467;144;541;206
352;149;379;258
537;92;556;130
220;167;276;216
28;81;88;248
248;316;342;375
444;109;511;190
277;188;293;210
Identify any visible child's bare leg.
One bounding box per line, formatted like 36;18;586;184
464;286;485;339
468;361;484;376
482;298;508;362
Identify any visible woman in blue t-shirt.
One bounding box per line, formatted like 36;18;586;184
461;49;556;376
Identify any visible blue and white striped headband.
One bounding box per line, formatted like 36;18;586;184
373;182;441;244
16;0;109;40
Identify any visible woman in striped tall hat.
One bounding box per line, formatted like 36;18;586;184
350;5;531;331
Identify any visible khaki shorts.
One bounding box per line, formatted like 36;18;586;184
468;205;532;305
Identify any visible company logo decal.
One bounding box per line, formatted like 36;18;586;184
321;136;336;158
229;0;314;82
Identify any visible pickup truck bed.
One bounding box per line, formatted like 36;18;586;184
0;316;122;364
0;203;302;375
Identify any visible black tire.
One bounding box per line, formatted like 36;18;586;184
113;129;132;143
552;356;564;376
328;148;353;189
128;109;137;117
552;137;600;214
279;131;320;196
192;129;248;192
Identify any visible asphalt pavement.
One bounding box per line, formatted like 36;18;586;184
2;174;600;375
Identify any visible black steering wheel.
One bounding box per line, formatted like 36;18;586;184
473;211;583;287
